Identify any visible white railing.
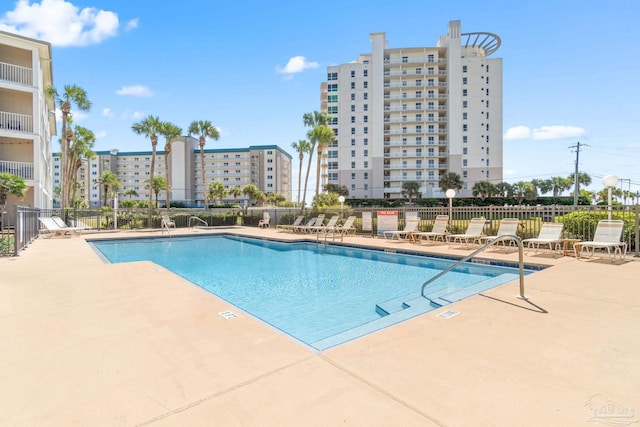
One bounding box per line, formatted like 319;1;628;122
0;111;33;133
0;160;34;180
0;61;33;86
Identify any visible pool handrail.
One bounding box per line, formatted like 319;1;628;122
189;216;208;228
420;234;526;300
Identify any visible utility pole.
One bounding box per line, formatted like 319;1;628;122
569;141;587;206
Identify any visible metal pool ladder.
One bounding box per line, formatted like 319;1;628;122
421;234;527;300
189;216;208;228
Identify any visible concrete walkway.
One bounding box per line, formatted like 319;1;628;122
1;227;638;426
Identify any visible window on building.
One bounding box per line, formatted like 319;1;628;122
416;148;422;156
364;183;369;190
402;161;407;168
351;93;355;101
402;127;407;134
402;115;407;122
363;115;368;122
351;138;356;146
363;138;368;145
351;173;356;179
364;172;368;180
462;65;467;73
416;125;422;133
463;148;468;155
328;72;338;80
328;95;338;102
363;81;368;89
463;159;468;167
416;114;422;121
351;162;356;169
350;70;355;78
351;116;356;123
463;171;468;178
363;104;368;111
416;79;422;86
402;56;408;63
463;77;467;84
463;112;467;120
350;82;355;89
364;149;368;157
363;92;368;100
351;150;356;157
267;159;273;163
416;91;422;98
416;67;422;74
417;136;423;144
463;136;468;143
351;104;355;112
363;69;368;77
463;89;467;96
351;184;356;191
427;54;434;62
364;161;368;168
328;84;338;92
351;127;356;135
363;127;368;134
463;100;467;108
463;124;468;131
327;105;337;114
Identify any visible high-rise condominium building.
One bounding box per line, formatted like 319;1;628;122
0;31;56;219
321;20;502;199
54;140;292;208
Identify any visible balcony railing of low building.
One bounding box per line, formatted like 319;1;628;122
0;61;33;86
0;160;34;180
0;111;34;133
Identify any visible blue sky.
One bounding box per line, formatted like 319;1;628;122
2;0;639;197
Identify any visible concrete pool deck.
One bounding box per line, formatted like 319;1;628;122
1;226;638;426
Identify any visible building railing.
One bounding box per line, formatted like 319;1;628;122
0;61;33;86
0;111;34;133
0;160;34;180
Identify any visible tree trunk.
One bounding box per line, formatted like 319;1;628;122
301;143;315;210
200;137;206;208
148;137;157;227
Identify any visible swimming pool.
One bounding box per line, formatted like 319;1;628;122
91;235;535;351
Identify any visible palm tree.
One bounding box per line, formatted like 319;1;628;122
266;192;286;206
145;175;168;208
401;181;421;204
68;125;95;204
550;176;571;197
124;189;138;199
567;172;592;197
0;172;27;233
132;115;163;225
472;181;496;200
159;121;182;209
96;171;121;207
531;178;553;196
302;111;332;206
512;181;536;204
188;120;220;207
242;184;259;206
291;139;311;205
45;84;91;211
229;185;243;204
207;181;227;206
439;172;463;193
494;182;514;198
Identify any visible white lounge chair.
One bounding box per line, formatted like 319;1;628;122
522;222;564;253
295;214;325;233
479;218;521;248
447;217;486;247
413;215;449;244
39;217;82;237
574;220;627;261
383;217;420;241
258;212;270;228
276;215;305;232
311;215;339;233
335;216;357;236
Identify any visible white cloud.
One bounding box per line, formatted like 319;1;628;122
120;110;144;120
116;85;153;97
504;125;586;141
0;0;132;47
276;56;319;75
124;18;138;31
503;169;518;178
101;107;113;118
131;111;144;120
95;130;107;139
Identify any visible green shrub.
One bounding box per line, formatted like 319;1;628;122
558;211;635;243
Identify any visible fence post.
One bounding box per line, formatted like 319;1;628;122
635;204;639;257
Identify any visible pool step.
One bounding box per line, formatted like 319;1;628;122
376;273;520;315
424;273;520;308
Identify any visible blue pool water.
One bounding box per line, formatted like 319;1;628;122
91;235;534;350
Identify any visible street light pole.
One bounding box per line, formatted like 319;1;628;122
602;175;619;221
445;189;456;219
